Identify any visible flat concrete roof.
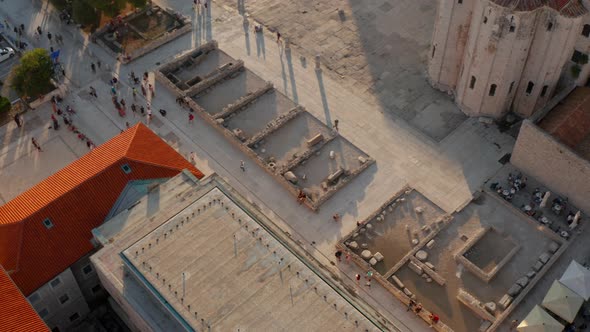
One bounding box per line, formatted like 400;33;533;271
93;172;379;331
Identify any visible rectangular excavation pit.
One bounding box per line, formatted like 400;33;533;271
224;90;297;140
455;227;520;283
287;137;370;204
172;49;234;84
252;111;333;169
191;69;267;115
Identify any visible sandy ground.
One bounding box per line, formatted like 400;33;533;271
254;112;332;167
348;190;445;275
396;194;557;332
225;90;296;138
290;137;369;201
193;69;267;115
173;49;234;83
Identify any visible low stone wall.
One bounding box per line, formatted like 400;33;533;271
185;61;245;96
246;107;304;147
157;41;218;75
28;81;66;109
215;83;274;119
91;5;191;64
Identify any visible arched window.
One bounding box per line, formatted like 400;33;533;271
470;76;476;89
509;81;515;93
526;81;534;94
541;85;548;97
547;22;553;31
582;24;590;37
489;84;497;96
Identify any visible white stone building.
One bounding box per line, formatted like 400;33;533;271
428;0;589;118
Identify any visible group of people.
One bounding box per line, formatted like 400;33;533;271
491;172;528;202
45;95;95;151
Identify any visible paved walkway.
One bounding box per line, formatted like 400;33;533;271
0;1;517;331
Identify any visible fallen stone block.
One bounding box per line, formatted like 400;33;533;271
361;250;372;260
408;261;423;276
284;171;298;184
415;250;428;261
426;239;435;249
358;156;367;164
327;168;344;185
329;150;335;159
373;252;384;262
479;321;492;332
516;277;529;288
539;252;551;264
347;241;358;250
526;271;536;279
391;275;404;289
426;278;432;283
415;206;425;214
403;288;413;297
365;223;373;231
360;243;369;249
507;284;522;297
306;133;324;147
484;302;496;314
425;262;435;270
232;128;247;141
499;294;513;310
369;257;378;266
548;241;560;254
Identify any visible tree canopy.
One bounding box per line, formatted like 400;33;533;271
0;96;10;113
11;49;54;99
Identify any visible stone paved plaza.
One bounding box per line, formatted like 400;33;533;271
0;0;532;331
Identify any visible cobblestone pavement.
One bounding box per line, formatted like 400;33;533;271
216;0;466;141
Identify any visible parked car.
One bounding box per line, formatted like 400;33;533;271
0;47;15;63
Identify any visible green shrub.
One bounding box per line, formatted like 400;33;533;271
0;96;11;113
72;0;99;28
11;49;54;99
48;0;69;10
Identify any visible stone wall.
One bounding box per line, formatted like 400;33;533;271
511;120;590;213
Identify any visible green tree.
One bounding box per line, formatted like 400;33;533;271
86;0;127;17
72;0;99;28
11;49;54;99
48;0;69;10
0;96;10;113
128;0;148;8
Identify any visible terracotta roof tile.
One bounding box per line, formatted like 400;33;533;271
0;124;204;295
0;266;49;332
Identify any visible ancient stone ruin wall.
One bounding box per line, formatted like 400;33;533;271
511;120;590;213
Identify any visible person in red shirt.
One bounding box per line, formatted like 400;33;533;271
429;312;440;325
189;113;195;124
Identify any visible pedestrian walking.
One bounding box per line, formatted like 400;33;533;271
131;103;137;117
148;84;154;98
428;313;439;326
20;24;24;32
91;63;96;73
334;250;343;262
355;274;361;285
141;84;146;96
47;32;52;44
96;60;101;69
36;26;42;35
366;270;373;281
407;298;416;312
4;20;9;30
31;137;42;151
140;106;145;115
14;114;22;127
240;160;245;172
276;30;281;43
189;151;197;164
332;213;340;222
111;85;117;96
365;280;371;288
126;121;130;129
345;251;351;264
188;113;194;124
89;86;97;98
414;303;423;314
333;119;339;131
146;107;152;120
132;87;138;100
120;99;126;109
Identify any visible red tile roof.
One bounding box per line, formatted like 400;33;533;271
0;266;49;332
0;124;204;295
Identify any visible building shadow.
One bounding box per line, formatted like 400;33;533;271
315;69;331;126
242;17;251;56
255;30;265;59
285;48;298;104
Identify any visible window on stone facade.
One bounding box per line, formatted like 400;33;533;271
43;218;54;229
58;293;69;305
509;25;516;33
432;45;436;58
458;0;463;3
509;81;515;94
69;312;80;322
50;277;61;288
470;76;476;89
572;50;588;64
38;308;49;318
547;22;553;31
483;16;488;24
82;264;93;275
541;85;548;97
582;24;590;37
526;81;534;94
489;84;497;96
29;292;41;304
91;284;102;294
